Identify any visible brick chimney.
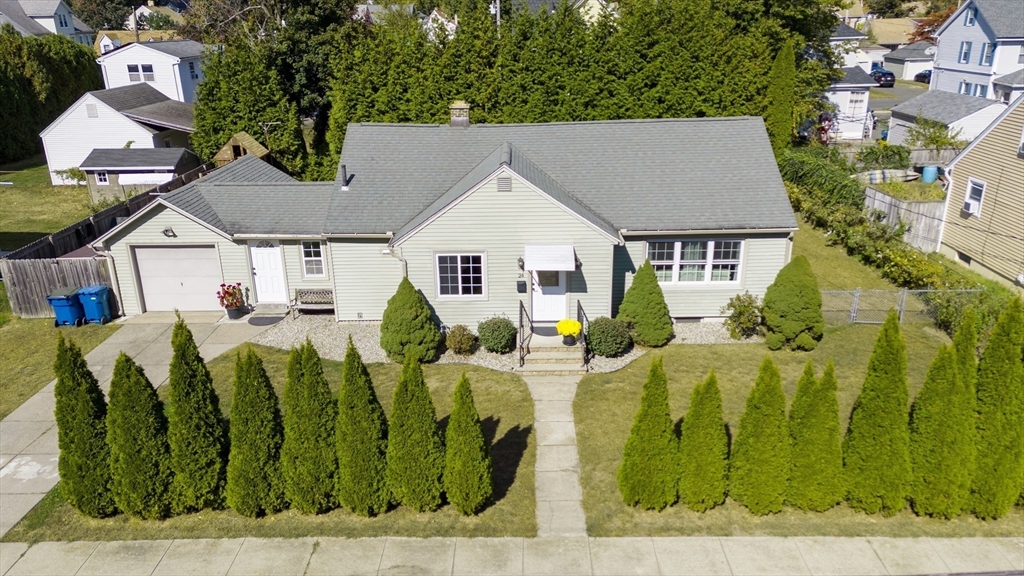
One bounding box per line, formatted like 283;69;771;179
449;100;470;127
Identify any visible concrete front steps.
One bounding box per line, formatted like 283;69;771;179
518;346;587;376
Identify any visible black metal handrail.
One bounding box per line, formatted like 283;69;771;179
577;300;590;369
518;300;532;368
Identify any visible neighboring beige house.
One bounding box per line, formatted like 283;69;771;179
80;147;200;203
939;94;1024;293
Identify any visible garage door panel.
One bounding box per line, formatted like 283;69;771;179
135;247;223;312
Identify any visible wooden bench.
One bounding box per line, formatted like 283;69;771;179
290;289;334;319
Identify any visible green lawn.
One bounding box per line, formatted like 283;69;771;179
3;344;536;542
0;156;94;251
792;216;894;290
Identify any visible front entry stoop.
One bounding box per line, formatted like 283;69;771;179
518;346;587;376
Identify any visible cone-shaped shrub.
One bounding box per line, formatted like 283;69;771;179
953;307;979;403
616;260;673;347
762;255;824;351
386;354;444;511
444;373;493;515
730;356;790;515
766;39;796;154
843;310;910;515
909;345;972;518
53;333;116;517
107;353;172;519
167;316;226;513
618;357;678;510
336;337;390;516
380;277;441;363
282;340;338;514
787;360;844;511
971;297;1024;519
226;348;286;518
678;371;729;511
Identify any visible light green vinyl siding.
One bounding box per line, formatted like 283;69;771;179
619;234;791;318
329;238;402;321
396;169;616;329
282;239;333;295
104;204;251;315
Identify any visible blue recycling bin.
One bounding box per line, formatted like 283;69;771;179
77;285;112;325
47;287;84;327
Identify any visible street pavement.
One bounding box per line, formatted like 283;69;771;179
870;81;928;112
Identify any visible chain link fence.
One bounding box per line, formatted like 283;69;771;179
821;289;982;326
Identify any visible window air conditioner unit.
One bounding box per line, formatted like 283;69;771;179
963;200;978;214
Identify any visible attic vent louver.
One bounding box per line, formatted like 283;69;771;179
497;177;512;191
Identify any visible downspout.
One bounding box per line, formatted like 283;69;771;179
384;242;407;277
92;245;125;318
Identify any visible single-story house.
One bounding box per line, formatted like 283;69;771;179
80;148;200;203
887;90;1007;146
825;67;875;140
90;108;798;331
883;40;935;80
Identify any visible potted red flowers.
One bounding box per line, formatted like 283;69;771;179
217;282;246;319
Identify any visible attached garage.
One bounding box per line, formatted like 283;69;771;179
134;246;223;311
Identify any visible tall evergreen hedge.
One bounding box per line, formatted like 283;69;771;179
616;260;673;347
167;316;226;513
380;277;442;363
952;306;978;493
787;360;844;511
107;353;172;519
444;372;493;515
336;337;390;516
909;345;972;518
971;298;1024;519
730;356;790;515
678;370;729;511
843;311;911;516
282;341;339;514
766;39;795;154
226;348;286;518
618;357;678;510
762;255;824;351
53;333;116;517
386;355;445;511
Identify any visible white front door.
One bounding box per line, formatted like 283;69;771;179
532;270;567;322
249;240;287;303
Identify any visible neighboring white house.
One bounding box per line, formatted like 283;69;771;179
40;83;194;185
95;39;206;103
883;41;936;80
825;67;875;140
0;0;93;45
887;89;1007;146
423;8;457;42
930;0;1024;100
831;22;870;68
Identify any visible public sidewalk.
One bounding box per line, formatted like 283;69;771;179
1;536;1021;575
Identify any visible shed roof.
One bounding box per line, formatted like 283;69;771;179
993;68;1024;88
831;22;867;41
891;90;1002;125
834;66;876;86
884;40;935;61
80;148;192;170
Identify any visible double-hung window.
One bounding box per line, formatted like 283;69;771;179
980;43;995;66
128;64;155;82
141;64;155;82
958;41;973;64
127;64;140;82
646;240;743;284
301;241;325;277
437;254;483;296
960;81;974;95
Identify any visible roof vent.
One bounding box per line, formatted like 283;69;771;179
497;176;512;191
450;100;470;127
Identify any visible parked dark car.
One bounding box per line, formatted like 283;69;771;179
914;69;932;83
871;69;896;87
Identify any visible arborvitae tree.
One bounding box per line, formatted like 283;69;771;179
616;260;673;348
53;333;115;517
843;311;911;516
386;354;445;511
730;356;790;515
107;353;172;519
167;316;226;513
971;297;1024;519
952;306;978;494
444;372;493;515
766;39;795;154
618;357;678;510
788;360;844;511
380;277;442;363
282;341;339;514
226;348;286;518
909;345;972;518
762;255;824;351
678;370;729;511
335;337;390;516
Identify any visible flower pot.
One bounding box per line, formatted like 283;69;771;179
225;306;246;320
562;335;576;346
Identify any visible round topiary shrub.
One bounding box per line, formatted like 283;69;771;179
765;332;786;351
762;255;824;351
587;317;631;357
446;325;477;356
477;317;517;354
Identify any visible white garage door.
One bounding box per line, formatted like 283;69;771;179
135;246;223;311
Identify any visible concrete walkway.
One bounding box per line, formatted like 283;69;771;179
0;312;275;537
1;536;1021;576
525;374;587;537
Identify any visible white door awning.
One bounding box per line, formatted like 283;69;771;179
524;245;575;271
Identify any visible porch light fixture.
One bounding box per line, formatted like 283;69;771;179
517;256;524;270
162;227;176;238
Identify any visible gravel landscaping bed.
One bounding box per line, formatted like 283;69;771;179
673;321;763;345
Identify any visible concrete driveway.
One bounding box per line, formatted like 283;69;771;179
0;311;278;537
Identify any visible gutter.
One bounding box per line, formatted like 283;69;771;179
619;227;799;236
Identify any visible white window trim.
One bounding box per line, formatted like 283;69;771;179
96;171;109;185
435;252;487;299
958;41;972;64
127;64;140;82
964;178;985;217
964;7;975;25
300;241;326;278
980;43;994;66
646;239;744;286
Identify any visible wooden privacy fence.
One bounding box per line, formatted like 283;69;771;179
0;257;118;319
864;186;945;252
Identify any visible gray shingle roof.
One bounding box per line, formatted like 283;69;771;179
90;83;168;112
72;15;91;32
831;22;867;41
141;39;205;59
16;0;58;17
890;90;1002;125
884;41;935;62
201;154;295;183
974;0;1024;39
835;66;876;86
121;100;194;132
80;148;192;170
993;68;1024;87
0;0;50;35
164;183;333;235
